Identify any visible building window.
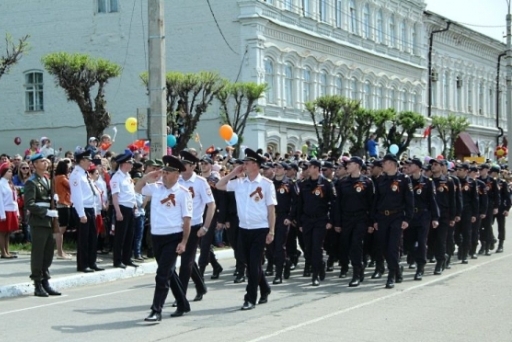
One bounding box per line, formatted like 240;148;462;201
284;0;293;11
350;77;358;100
284;63;294;107
400;21;407;51
349;0;358;34
401;91;408;111
319;0;327;22
390;87;397;109
335;75;343;95
302;0;311;17
303;67;313;103
414;91;421;113
376;86;383;109
467;80;473;112
264;58;275;104
376;10;384;43
98;0;118;13
25;71;44;112
389;15;396;47
490;88;494;117
319;71;328;97
443;72;449;109
456;76;462;111
412;24;418;54
364;81;371;108
362;4;370;39
479;83;484;115
335;0;343;28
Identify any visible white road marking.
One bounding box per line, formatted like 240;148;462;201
246;253;512;342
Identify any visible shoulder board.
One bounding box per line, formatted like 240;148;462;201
197;175;208;183
262;177;272;183
178;185;189;192
326;178;331;182
403;174;409;179
429;178;433;181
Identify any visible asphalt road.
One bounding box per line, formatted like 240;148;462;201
2;250;512;342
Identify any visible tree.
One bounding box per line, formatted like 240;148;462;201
42;52;121;140
385;110;426;156
349;108;394;157
431;114;470;159
141;71;225;154
0;34;29;82
306;95;359;158
216;81;267;157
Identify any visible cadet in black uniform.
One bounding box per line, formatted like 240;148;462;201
267;162;297;284
429;159;456;274
492;166;510;252
370;154;414;289
478;164;500;255
334;157;374;287
455;163;479;264
296;159;336;286
405;158;439;280
285;163;302;273
443;161;462;269
468;166;488;259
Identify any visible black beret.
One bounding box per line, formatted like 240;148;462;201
179;150;199;164
162;155;185;172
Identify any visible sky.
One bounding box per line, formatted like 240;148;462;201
425;0;507;42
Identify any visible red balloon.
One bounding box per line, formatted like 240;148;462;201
14;137;21;145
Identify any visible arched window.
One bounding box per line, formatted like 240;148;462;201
479;82;484;115
389;15;396;47
432;69;438;107
335;0;343;28
390;87;397;109
264;58;275;104
376;85;383;109
402;91;408;111
400;21;407;51
349;0;358;34
414;91;421;113
364;81;372;108
319;71;328;97
319;0;327;22
456;75;462;111
376;10;384;43
443;71;449;109
303;67;313;103
467;79;473;112
335;75;343;95
284;63;294;107
412;24;418;54
25;71;44;112
362;4;370;38
351;77;358;100
302;0;310;17
490;88;494;117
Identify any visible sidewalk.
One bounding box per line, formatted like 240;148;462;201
0;248;235;299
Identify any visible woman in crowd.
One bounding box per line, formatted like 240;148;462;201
55;159;72;259
12;161;32;242
0;163;19;258
13;162;31;187
24;139;40;158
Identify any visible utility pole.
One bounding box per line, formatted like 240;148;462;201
496;52;506;146
148;0;166;158
507;2;512;168
427;21;451;156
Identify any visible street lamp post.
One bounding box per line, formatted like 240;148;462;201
506;0;512;168
427;21;451;156
496;52;506;146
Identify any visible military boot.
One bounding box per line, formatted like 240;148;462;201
34;281;49;297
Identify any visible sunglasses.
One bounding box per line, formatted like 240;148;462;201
21;167;30;170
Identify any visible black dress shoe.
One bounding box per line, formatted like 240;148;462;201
144;310;161;322
485;250;491;256
171;300;178;307
461;259;469;264
434;261;443;275
79;267;95;273
428;258;436;264
368;261;375;268
258;291;270;304
42;280;61;296
408;264;416;269
170;308;190;317
339;269;348;278
385;278;395;289
395;266;404;283
114;263;126;269
91;266;105;271
348;276;360;287
34;282;49;297
241;301;255;310
125;261;139;268
193;293;203;302
312;278;320;286
414;271;423;281
211;266;223;279
319;262;326;281
234;275;245;283
273;277;282;285
371;270;382;279
471;254;478;259
283;261;291;279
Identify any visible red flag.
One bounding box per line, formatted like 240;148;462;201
423;125;432;139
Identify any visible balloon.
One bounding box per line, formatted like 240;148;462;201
14;137;21;146
389;144;399;155
424;156;432;163
219;125;233;141
167;135;177;148
225;133;238;146
125;117;137;133
436;154;445;160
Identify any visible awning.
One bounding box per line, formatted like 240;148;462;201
454;132;479;156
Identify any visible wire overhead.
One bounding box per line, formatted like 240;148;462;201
206;0;239;55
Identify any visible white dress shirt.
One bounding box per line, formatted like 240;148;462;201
178;172;214;226
69;166;97;217
110;170;136;208
0;178;19;219
226;174;277;229
141;182;193;235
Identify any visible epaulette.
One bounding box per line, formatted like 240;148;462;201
429;178;433;181
326;178;331;182
178;185;189;192
262;177;273;183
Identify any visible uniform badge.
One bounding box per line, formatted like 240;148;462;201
206;189;212;196
464;185;469;191
391;185;398;192
73;181;78;187
279;188;285;194
355;187;361;193
187;201;193;211
416;189;422;195
314;189;321;196
166;202;172;207
254;196;260;202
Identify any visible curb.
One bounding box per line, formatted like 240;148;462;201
0;248;235;299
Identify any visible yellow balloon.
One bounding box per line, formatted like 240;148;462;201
125;117;137;133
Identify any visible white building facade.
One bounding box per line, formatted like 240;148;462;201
0;0;506;158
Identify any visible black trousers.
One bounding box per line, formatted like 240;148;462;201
324;228;340;261
76;208;98;271
238;227;270;305
301;217;328;278
480;205;495;245
471;217;482;254
455;209;472;260
496;212;506;241
340;215;367;271
374;214;403;275
178;225;206;295
150;233;189;313
265;215;289;277
408;212;431;267
30;226;54;282
198;218;221;272
114;205;135;266
225;216;245;274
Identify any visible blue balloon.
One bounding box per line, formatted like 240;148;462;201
389;144;399;155
167;135;177;148
225;133;238;146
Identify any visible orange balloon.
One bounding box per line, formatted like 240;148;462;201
219;125;233;141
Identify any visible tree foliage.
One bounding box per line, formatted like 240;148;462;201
306;95;359;158
432;114;470;159
141;71;224;154
42;52;121;141
349;108;394;157
216;81;267;156
0;34;29;82
385;110;426;156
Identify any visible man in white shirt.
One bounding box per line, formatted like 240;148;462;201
216;148;276;310
110;151;138;269
69;150;104;273
135;155;191;322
